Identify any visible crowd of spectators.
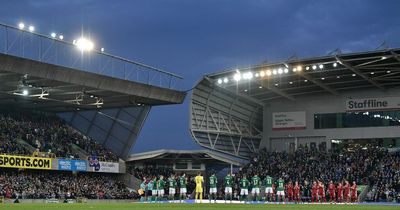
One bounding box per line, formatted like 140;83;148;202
366;150;400;202
0;169;137;199
130;167;173;180
128;146;399;202
0;110;118;162
236;146;399;202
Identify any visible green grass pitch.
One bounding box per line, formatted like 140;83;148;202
0;203;398;210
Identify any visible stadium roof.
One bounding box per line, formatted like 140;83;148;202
126;149;249;166
207;48;400;103
0;53;186;112
190;47;400;159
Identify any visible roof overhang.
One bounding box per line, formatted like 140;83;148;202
127;149;249;166
208;48;400;102
0;53;186;112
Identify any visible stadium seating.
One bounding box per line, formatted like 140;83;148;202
0;110;118;161
0;169;136;199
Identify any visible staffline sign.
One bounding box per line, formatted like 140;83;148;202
346;97;400;112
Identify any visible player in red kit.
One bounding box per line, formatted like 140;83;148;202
311;181;318;203
328;181;336;203
344;181;350;203
351;181;358;203
293;181;301;203
318;181;326;202
337;182;343;203
286;181;294;202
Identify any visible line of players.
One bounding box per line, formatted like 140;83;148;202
139;172;359;203
219;173;358;203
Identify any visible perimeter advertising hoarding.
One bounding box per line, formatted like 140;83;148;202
58;159;87;171
0;154;52;170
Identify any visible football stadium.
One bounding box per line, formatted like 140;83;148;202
0;1;399;210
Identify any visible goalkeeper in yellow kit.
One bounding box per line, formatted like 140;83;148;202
195;172;204;203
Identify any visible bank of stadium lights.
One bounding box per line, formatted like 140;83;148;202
217;79;222;84
223;77;228;83
59;35;63;40
50;32;56;38
101;47;105;53
319;64;324;69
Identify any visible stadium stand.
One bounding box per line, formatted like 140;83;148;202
0;169;137;199
0;109;118;161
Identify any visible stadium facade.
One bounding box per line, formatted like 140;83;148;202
190;48;400;158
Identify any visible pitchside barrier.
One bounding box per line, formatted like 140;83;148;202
0;196;4;203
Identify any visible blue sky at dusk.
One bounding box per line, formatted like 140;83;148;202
1;0;399;153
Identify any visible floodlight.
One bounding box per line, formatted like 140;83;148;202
370;72;374;75
272;70;277;75
284;68;289;73
352;74;356;77
223;78;228;83
234;73;241;81
277;68;283;74
243;72;253;80
312;65;317;70
18;22;25;29
321;77;325;80
217;79;222;84
289;81;293;84
387;70;391;73
51;32;56;38
297;66;302;71
28;25;35;32
306;66;310;70
333;62;337;67
293;68;297;72
59;35;64;40
101;47;105;52
22;89;29;96
260;71;265;77
259;86;262;89
266;70;272;76
75;37;94;51
319;64;324;69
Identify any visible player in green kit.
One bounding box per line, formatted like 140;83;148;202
251;173;261;202
209;173;218;203
179;173;187;203
168;175;177;201
157;175;165;202
276;177;285;203
239;175;249;203
224;173;234;203
148;177;156;202
263;175;274;202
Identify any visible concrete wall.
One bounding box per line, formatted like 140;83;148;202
262;87;400;151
